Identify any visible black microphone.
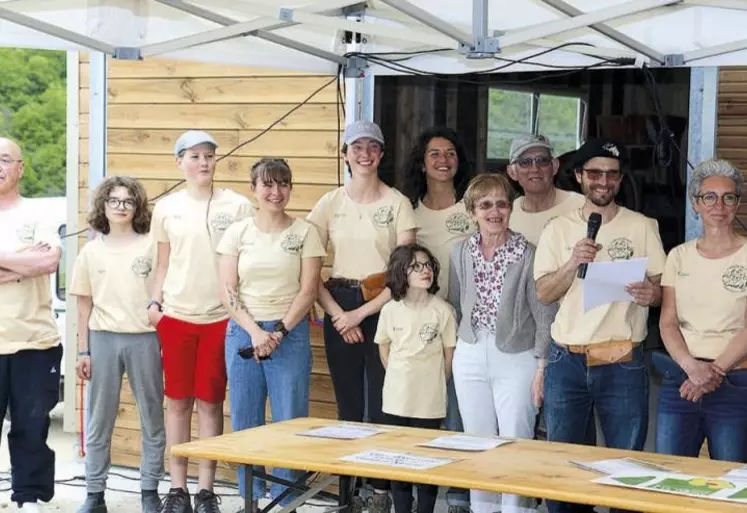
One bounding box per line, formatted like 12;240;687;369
578;212;602;279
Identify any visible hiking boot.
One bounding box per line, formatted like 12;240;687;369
142;489;161;513
194;489;222;513
367;493;392;513
158;488;193;513
77;492;107;513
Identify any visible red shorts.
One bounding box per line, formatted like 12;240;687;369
156;315;229;403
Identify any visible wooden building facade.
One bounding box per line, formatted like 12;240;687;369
74;54;341;480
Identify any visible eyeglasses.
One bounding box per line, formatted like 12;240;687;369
476;199;510;211
407;261;434;273
514;156;552;169
106;198;136;210
583;168;622;181
696;192;740;207
0;157;22;167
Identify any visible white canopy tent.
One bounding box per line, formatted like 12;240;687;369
0;0;739;428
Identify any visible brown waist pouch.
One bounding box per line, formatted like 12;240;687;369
567;339;637;367
360;271;387;302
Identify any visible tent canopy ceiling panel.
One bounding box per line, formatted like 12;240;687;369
2;0;747;74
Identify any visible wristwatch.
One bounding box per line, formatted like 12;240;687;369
147;300;163;312
78;350;91;357
273;321;289;336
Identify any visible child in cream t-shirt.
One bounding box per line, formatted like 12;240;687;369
375;243;456;513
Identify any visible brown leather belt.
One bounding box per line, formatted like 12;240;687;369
564;339;640;354
561;339;639;367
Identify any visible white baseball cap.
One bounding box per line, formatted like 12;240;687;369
174;130;218;156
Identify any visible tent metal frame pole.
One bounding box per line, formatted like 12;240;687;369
150;0;345;63
685;67;719;240
684;38;747;64
0;6;115;54
377;0;472;46
539;0;667;64
88;52;107;197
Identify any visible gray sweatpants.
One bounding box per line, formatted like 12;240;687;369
85;330;165;493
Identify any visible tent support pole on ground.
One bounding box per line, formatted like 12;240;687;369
685;66;718;240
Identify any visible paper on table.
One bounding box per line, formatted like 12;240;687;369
569;457;671;475
340;450;456;470
418;434;514;452
296;423;390;440
595;471;747;504
725;466;747;480
583;257;648;312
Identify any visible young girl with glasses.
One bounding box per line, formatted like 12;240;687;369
374;242;457;513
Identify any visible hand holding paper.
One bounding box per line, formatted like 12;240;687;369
583;257;649;312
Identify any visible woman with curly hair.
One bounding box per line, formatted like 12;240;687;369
69;175;165;513
401;126;474;513
217;158;325;511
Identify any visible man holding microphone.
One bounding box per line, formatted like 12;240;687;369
533;138;667;513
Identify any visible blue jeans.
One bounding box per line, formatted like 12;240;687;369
544;342;649;513
654;351;747;463
225;319;312;503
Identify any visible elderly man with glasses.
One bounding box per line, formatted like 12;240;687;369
0;137;63;512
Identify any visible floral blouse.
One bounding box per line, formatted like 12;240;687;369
469;231;528;333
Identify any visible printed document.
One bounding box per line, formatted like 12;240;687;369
418;434;513;452
583;257;648;312
340;450;456;470
297;423;389;440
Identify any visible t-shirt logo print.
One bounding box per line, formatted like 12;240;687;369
131;256;153;278
722;265;747;293
373;205;394;227
445;212;471;234
418;322;439;344
210;212;234;233
607;237;634;260
16;223;34;244
280;233;303;255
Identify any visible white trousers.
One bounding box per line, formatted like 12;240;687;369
453;331;538;513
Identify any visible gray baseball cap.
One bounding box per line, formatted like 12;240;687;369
174;130;218;156
509;134;553;163
343;120;385;146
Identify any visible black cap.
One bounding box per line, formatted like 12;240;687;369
572;138;626;169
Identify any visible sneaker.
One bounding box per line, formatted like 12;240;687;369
367;493;392;513
142;489;161;513
194;489;222;513
77;492;107;513
158;488;193;513
19;503;42;513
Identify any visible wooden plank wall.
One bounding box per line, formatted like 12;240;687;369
717;68;747;235
76;54;341;482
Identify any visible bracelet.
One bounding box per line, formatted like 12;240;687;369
78;350;90;357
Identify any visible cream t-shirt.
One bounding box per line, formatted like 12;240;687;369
0;199;61;354
374;296;457;419
307;187;418;280
217;217;326;322
415;200;475;299
534;207;666;346
510;189;586;246
151;189;254;324
662;240;747;360
69;234;155;333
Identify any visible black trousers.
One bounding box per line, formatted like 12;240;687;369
0;345;62;505
386;415;443;513
324;283;389;492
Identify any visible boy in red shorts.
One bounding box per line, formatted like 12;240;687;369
148;130;253;513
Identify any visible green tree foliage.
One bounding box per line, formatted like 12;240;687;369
487;88;580;159
0;48;66;197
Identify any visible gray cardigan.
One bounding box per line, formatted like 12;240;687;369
447;237;556;358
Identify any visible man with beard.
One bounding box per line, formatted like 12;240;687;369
533;139;666;513
0;137;63;512
507;134;585;246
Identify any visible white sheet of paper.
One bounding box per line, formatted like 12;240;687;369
296;423;389;440
570;458;671;475
583;257;649;312
418;434;513;452
725;466;747;479
340;450;455;470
